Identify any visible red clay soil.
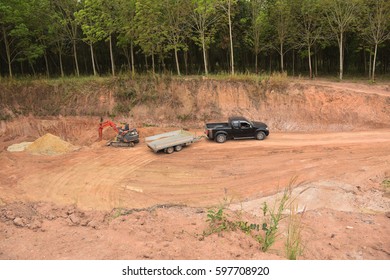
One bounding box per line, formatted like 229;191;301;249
0;79;389;260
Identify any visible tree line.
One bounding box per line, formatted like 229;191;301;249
1;0;389;80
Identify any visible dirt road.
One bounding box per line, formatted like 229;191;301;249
1;129;389;211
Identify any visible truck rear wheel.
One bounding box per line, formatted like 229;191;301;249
215;134;226;143
165;147;174;154
256;131;266;140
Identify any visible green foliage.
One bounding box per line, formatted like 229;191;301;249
203;179;305;257
206;208;229;233
255;188;290;252
75;0;109;44
134;0;165;60
285;203;305;260
204;191;237;235
382;179;390;189
1;0;390;79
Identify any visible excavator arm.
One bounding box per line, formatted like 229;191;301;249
98;119;119;141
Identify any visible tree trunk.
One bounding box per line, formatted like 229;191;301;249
368;48;372;79
174;46;181;76
130;41;135;76
90;43;97;76
308;45;312;79
59;49;64;77
184;49;188;75
3;29;13;78
202;32;208;75
372;43;378;81
44;50;50;78
145;54;148;71
123;47;131;71
363;48;367;76
228;0;234;75
292;49;295;76
152;50;155;74
109;34;115;76
73;40;80;77
255;53;258;74
339;32;343;80
280;43;284;72
29;60;36;76
314;46;318;77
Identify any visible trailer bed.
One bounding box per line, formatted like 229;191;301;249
145;130;201;154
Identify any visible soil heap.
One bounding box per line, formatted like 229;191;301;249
25;133;78;155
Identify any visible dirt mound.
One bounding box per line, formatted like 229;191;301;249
25;133;78;155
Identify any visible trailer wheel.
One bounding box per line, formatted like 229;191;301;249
165;147;174;154
129;142;135;147
215;134;227;143
174;145;183;152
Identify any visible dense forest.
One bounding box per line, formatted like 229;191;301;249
0;0;389;80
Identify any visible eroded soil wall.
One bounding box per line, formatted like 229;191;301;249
1;78;389;146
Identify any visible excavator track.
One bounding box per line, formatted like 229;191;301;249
107;141;135;148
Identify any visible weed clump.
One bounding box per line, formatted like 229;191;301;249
204;179;305;259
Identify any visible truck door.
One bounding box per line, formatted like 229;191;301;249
239;121;255;137
231;120;245;138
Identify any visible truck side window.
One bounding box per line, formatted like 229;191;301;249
240;121;251;129
232;120;240;129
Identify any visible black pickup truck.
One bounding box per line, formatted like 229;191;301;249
205;116;269;143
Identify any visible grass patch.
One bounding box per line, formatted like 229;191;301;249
285;203;305;260
382;179;390;189
255;188;290;252
203;179;305;257
204;193;236;235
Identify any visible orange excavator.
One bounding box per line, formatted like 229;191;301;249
98;118;139;147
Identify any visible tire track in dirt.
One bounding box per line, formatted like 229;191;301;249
16;148;157;210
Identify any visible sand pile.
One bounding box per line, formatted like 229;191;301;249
26;133;78;155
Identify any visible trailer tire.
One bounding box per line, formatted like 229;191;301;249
174;145;183;152
165;147;174;154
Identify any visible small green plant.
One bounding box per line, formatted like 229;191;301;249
381;179;390;189
111;207;125;220
205;207;237;235
255;186;291;252
237;221;260;234
285;204;305;260
204;190;236;235
202;180;306;258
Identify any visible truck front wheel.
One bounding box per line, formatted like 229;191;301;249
256;131;266;140
215;134;227;143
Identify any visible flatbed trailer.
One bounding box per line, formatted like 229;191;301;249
145;130;202;154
